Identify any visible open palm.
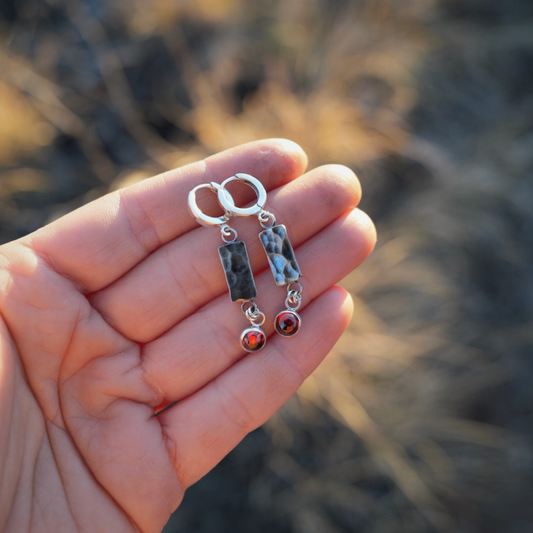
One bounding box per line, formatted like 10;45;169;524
0;140;375;533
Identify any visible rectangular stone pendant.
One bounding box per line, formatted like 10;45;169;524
218;241;258;302
259;224;302;286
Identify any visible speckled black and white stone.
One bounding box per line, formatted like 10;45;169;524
218;241;258;301
259;224;302;286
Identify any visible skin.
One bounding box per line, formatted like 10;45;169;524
0;139;376;533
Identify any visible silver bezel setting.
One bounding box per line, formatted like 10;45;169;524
240;326;267;353
274;310;302;337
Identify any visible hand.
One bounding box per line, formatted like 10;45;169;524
0;140;375;533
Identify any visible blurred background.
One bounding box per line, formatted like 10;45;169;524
1;0;533;531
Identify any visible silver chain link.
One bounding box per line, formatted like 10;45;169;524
258;210;276;229
241;299;266;326
285;281;303;311
220;224;238;244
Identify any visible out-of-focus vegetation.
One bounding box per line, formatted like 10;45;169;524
1;0;533;531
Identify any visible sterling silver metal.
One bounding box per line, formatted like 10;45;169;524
285;281;303;311
259;224;302;286
220;224;238;244
219;241;257;301
188;177;268;352
217;173;267;217
188;183;229;227
215;174;305;336
188;184;241;244
258;210;276;229
240;299;267;352
241;299;266;326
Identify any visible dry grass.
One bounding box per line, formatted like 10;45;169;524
1;0;532;531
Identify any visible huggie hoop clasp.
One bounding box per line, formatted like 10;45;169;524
217;173;267;217
188;183;229;227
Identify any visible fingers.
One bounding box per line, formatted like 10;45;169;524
158;286;354;488
90;164;362;342
24;139;307;293
142;208;375;405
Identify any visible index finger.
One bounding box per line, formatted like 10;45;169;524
22;139;307;293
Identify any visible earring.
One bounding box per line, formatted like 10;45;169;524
216;174;303;337
188;182;267;353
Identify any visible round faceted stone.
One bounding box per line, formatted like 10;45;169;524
241;328;266;353
275;311;301;337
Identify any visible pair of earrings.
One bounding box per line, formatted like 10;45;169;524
188;174;303;353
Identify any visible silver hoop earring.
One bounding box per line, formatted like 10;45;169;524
188;181;266;353
217;174;303;337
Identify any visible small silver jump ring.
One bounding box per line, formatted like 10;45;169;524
287;281;303;295
249;310;266;327
246;309;259;322
188;183;229;227
258;210;276;229
217;173;267;217
241;300;258;316
287;291;300;303
285;295;302;311
221;225;238;244
241;300;266;326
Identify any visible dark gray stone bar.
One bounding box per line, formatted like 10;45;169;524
218;241;257;302
259;224;302;286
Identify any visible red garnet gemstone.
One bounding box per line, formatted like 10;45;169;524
241;328;266;353
275;311;301;337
